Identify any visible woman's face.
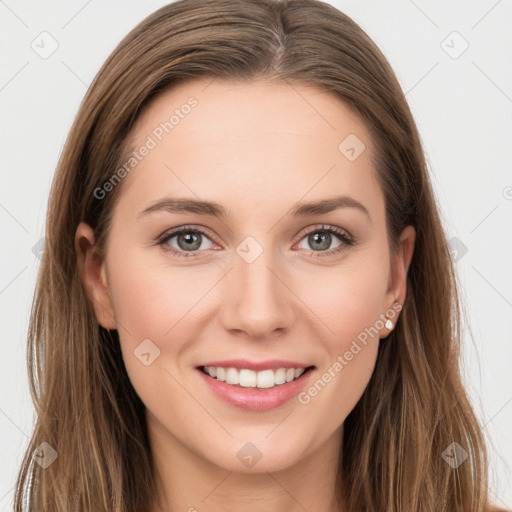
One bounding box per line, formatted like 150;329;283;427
77;79;415;475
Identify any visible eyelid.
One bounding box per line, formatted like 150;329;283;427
296;223;353;241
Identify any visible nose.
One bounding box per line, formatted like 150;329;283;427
220;249;294;340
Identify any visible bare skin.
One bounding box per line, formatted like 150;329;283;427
76;78;415;512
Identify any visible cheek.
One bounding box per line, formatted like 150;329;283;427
294;259;386;425
106;245;209;341
106;259;200;418
104;249;191;378
308;259;389;348
110;271;173;342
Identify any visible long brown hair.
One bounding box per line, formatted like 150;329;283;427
14;0;494;510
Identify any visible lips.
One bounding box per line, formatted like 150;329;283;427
196;359;316;411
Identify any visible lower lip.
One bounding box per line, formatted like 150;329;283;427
197;368;315;412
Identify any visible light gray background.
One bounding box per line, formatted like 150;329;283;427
1;0;511;510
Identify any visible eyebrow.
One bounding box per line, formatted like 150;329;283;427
137;195;371;221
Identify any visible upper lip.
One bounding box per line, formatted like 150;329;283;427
197;359;314;371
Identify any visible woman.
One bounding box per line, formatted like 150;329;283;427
14;0;506;510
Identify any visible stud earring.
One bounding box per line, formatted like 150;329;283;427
385;318;394;330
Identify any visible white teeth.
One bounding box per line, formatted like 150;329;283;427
216;367;226;381
257;369;275;389
203;366;308;389
275;368;286;385
225;367;239;385
239;369;257;388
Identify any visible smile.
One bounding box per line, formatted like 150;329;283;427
200;365;312;389
196;360;316;411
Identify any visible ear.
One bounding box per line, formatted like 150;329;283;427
75;222;116;330
383;225;416;323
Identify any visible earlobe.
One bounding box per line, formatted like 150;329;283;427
75;222;117;330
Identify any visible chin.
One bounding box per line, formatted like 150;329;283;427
200;430;315;475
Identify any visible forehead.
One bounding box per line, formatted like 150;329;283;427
116;78;383;222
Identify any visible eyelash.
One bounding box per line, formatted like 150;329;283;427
156;224;356;259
